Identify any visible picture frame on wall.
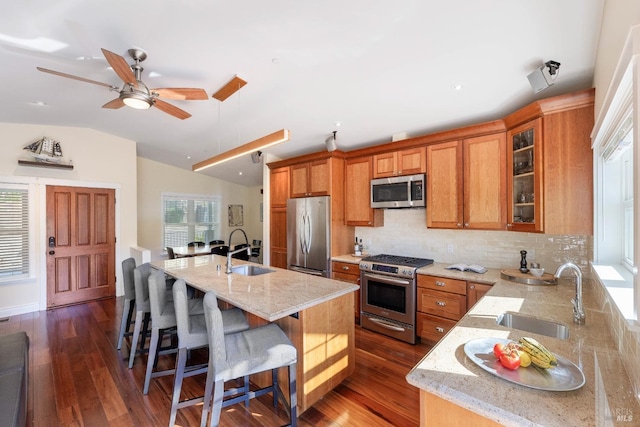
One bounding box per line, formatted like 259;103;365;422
228;205;243;226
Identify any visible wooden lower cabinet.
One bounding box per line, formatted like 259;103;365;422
420;391;501;427
248;292;356;414
417;288;466;321
416;312;457;342
270;207;287;268
467;282;492;310
331;261;361;321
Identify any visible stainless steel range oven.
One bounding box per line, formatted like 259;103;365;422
360;254;434;344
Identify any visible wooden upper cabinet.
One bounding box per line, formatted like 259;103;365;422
427;133;506;230
543;105;594;235
373;147;426;178
345;156;384;227
506;119;543;232
270;166;290;208
290;158;330;198
464;133;507;230
426;141;463;228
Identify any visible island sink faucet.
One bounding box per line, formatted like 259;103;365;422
226;246;252;274
554;262;586;325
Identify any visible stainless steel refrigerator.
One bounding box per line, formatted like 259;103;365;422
287;196;331;277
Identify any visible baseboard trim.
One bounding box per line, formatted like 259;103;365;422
0;303;40;319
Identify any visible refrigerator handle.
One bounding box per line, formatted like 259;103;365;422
300;213;306;254
305;212;312;254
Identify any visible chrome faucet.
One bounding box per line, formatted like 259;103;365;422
554;262;586;325
226;246;252;274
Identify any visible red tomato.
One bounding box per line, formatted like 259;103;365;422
499;351;521;370
493;343;505;358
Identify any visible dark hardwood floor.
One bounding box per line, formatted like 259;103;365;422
0;297;432;426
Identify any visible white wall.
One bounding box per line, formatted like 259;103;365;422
136;157;263;258
0;123;137;316
593;0;640;119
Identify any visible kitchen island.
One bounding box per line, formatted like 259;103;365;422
151;255;358;413
407;263;638;426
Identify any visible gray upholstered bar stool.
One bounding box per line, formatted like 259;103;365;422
200;291;298;427
116;257;137;350
168;279;250;426
128;263;153;368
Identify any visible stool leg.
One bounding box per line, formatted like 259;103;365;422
289;364;297;427
272;369;278;407
117;298;133;350
200;366;215;427
143;328;160;395
169;347;188;427
210;379;225;427
128;310;143;368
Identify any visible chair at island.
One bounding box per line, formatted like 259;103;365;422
116;257;137;351
200;291;298;427
168;280;250;426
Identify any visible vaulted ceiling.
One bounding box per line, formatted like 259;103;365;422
1;0;604;186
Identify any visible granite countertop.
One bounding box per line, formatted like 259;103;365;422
407;266;638;426
331;254;364;264
151;255;358;322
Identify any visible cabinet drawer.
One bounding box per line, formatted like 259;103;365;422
417;275;467;295
417;288;466;321
417;312;457;342
331;261;360;280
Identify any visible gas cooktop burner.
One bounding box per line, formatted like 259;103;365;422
361;253;434;268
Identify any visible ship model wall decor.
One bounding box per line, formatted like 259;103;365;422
18;137;73;169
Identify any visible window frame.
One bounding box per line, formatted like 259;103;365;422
0;181;35;284
161;192;222;249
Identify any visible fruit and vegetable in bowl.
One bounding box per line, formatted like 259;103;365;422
492;337;557;370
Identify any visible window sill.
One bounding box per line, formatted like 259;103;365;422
591;262;638;328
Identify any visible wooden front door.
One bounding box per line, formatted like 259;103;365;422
46;185;116;308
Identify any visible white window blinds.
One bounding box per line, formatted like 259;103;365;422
162;193;221;248
0;185;29;279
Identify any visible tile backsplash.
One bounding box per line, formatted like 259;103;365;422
354;208;593;277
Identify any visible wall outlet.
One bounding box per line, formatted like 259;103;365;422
447;244;454;254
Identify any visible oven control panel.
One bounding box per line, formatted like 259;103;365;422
359;262;416;279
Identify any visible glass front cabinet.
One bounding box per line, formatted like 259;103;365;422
506;118;543;232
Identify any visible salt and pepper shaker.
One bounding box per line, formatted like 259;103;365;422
519;250;529;273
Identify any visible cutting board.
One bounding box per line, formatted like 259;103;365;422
500;269;557;286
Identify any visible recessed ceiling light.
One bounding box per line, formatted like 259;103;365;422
30;101;47;107
335;122;342;127
452;83;464;91
238;171;243;175
186;155;191;160
272;58;280;64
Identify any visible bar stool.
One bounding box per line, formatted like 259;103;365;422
128;263;163;368
200;291;298;427
168;280;250;426
116;257;136;350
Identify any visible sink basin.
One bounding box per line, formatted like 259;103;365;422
231;265;274;276
496;312;570;340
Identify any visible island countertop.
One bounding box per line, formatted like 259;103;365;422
151;255;359;322
407;266;639;426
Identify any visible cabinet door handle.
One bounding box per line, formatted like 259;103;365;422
456;223;462;228
436;301;446;307
435;326;445;333
435;281;445;287
464;223;469;227
342;266;350;270
469;284;475;289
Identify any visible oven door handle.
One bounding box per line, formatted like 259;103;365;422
368;316;406;332
363;273;412;286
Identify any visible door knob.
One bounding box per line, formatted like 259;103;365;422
48;251;55;255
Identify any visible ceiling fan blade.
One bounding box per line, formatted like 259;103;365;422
154;99;191;120
36;67;115;89
152;88;208;100
101;48;137;87
102;98;125;109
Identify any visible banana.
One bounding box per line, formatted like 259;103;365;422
518;337;557;369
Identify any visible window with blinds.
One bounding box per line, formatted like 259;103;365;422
0;185;29;280
162;193;221;248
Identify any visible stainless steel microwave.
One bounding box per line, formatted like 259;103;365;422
370;173;426;208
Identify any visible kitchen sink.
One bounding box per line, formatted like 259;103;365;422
231;265;274;276
496;312;569;340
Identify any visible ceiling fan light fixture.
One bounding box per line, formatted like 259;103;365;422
121;90;152;109
192;129;290;172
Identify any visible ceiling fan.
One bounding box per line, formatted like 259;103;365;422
37;48;208;119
